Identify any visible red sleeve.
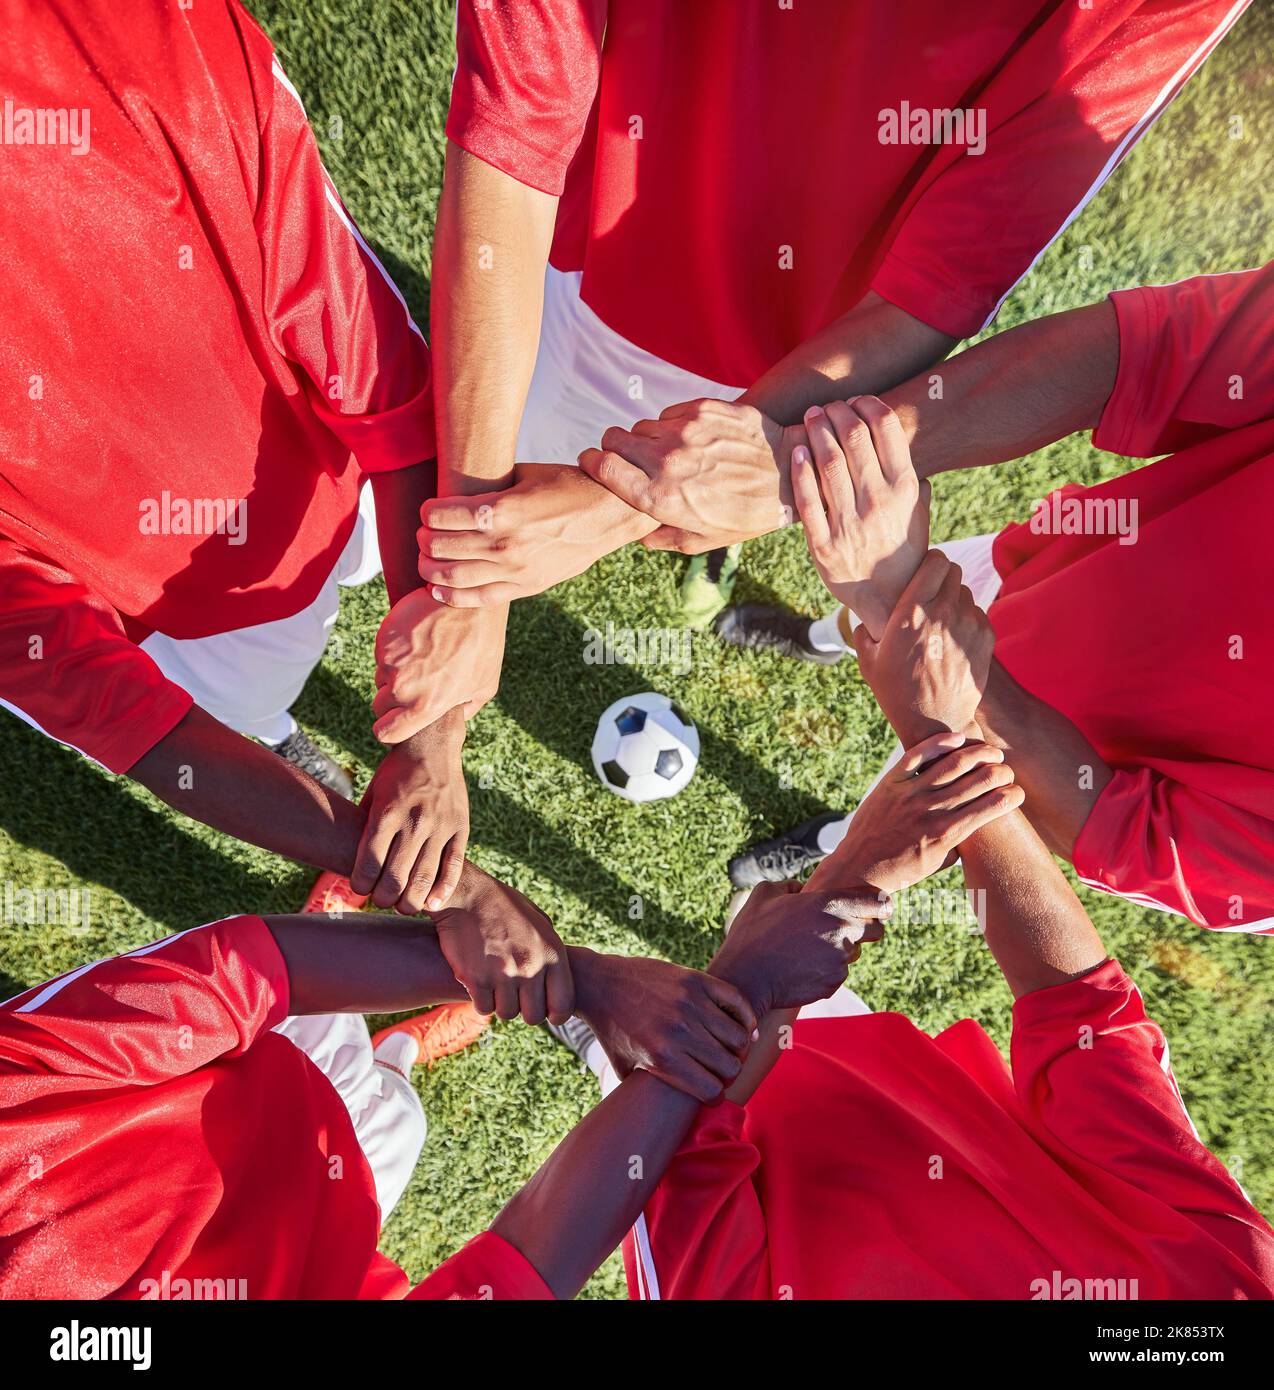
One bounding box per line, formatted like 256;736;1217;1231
872;0;1245;339
1094;263;1274;458
0;540;193;774
622;1102;769;1301
406;1231;554;1301
1073;768;1274;931
446;0;607;196
1012;959;1274;1281
0;916;289;1085
257;60;435;472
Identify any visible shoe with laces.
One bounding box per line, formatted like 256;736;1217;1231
371;1002;490;1068
728;810;845;888
714;604;843;664
300;871;367;916
271;727;354;799
680;544;742;629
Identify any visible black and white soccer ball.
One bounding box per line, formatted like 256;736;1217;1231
591;693;700;803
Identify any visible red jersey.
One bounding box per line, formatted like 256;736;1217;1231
447;0;1248;386
990;263;1274;928
624;962;1274;1300
0;1;432;771
0;917;549;1301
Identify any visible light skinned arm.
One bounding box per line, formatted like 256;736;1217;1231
377;146;652;735
854;548;1113;859
577;296;1118;553
430;142;650;545
572;294;954;554
431;143;557;496
974;660;1113;860
423;295;956;597
743;290;957;427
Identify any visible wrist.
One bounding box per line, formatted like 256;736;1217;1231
706;951;772;1020
403;706;466;759
565;945;606;1020
834;582;892;643
586;474;661;544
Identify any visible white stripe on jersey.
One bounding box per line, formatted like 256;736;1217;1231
4;927;203;1012
631;1212;661;1301
269;57;424;341
982;0;1252;330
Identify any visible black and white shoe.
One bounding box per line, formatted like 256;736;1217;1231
728;810;845;888
714;604;843;664
271;727;354;800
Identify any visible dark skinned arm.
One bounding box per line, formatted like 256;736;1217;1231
370;459;437;604
131;705;364;875
958;807;1107;999
885;299;1120;482
490;1070;702;1299
131;712;508;908
974;660;1113;860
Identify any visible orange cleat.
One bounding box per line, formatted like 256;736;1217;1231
372;1002;490;1068
301;871;368;916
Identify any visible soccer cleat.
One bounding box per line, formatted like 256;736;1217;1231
679;544;741;629
544;1014;600;1063
728;810;846;888
371;1002;490;1068
272;727;354;799
300;871;367;916
714;604;844;664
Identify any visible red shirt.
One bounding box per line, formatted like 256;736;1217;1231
447;0;1248;386
990;264;1274;928
625;962;1274;1300
0;1;432;771
0;917;549;1301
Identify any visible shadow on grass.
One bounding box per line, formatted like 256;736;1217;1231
0;717;312;937
492;594;833;821
301;592;835;934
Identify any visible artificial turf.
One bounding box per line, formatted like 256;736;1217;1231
1;1;1271;1300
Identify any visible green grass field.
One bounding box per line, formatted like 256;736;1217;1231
2;2;1272;1300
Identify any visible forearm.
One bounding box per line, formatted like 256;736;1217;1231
977;660;1112;858
264;911;468;1014
720;1006;795;1105
959;810;1107;999
883;299;1119;482
490;1067;701;1299
432;142;557;495
742;290;956;426
131;707;364;874
370;461;437;604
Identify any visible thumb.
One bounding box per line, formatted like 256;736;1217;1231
372;703;433;745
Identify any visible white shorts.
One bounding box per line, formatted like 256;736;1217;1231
2;485;381;752
516;267;744;466
275;1011;425;1224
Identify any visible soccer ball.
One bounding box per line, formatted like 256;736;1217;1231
591;693;700;803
